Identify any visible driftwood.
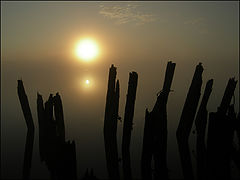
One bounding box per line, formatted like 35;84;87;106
141;61;176;180
103;64;120;180
122;71;138;180
195;79;213;180
176;63;203;180
206;78;237;180
17;80;35;180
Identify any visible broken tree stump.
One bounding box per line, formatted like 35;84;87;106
17;80;35;180
37;92;77;180
176;63;203;180
141;109;154;180
141;61;176;180
206;77;237;180
103;64;120;180
228;105;240;170
152;61;175;180
53;93;65;142
231;112;240;170
37;93;45;162
122;71;138;180
195;79;213;180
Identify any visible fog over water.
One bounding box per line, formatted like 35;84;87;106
1;1;239;179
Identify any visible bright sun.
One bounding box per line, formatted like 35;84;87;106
76;38;99;61
85;79;90;85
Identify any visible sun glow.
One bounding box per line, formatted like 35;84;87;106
75;38;99;61
79;78;93;90
85;79;90;85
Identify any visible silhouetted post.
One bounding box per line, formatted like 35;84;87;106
228;105;240;169
104;64;120;180
195;79;213;180
61;140;77;180
17;80;35;180
141;109;154;180
236;113;240;144
45;94;56;138
37;93;45;162
176;63;203;180
112;79;120;178
41;94;58;178
37;93;77;180
153;61;175;180
72;141;77;179
219;78;237;115
207;78;237;180
53;93;65;142
122;72;138;180
231;112;240;170
141;61;176;180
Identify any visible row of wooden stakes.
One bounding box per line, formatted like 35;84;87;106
103;62;239;180
17;61;239;180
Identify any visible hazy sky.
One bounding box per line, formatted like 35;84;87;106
1;1;239;179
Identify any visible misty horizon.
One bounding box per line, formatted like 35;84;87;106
1;1;239;180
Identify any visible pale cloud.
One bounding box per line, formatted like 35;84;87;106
184;17;205;25
99;4;157;25
184;17;208;34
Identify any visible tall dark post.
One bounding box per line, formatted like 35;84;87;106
112;79;120;178
122;72;138;180
236;113;240;143
206;78;237;180
153;61;175;180
104;64;120;180
17;80;35;180
228;105;240;169
195;79;213;180
176;63;203;180
53;92;65;142
231;112;240;170
219;78;238;115
141;61;176;180
141;109;154;180
37;93;45;162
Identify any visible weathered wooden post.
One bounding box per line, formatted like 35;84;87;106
53;92;65;142
141;109;154;180
231;112;240;170
37;93;45;162
17;80;35;180
236;113;240;143
103;64;120;180
122;71;138;180
141;61;176;180
37;92;77;180
153;61;175;180
228;105;240;169
206;78;237;180
195;79;213;180
176;63;203;180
